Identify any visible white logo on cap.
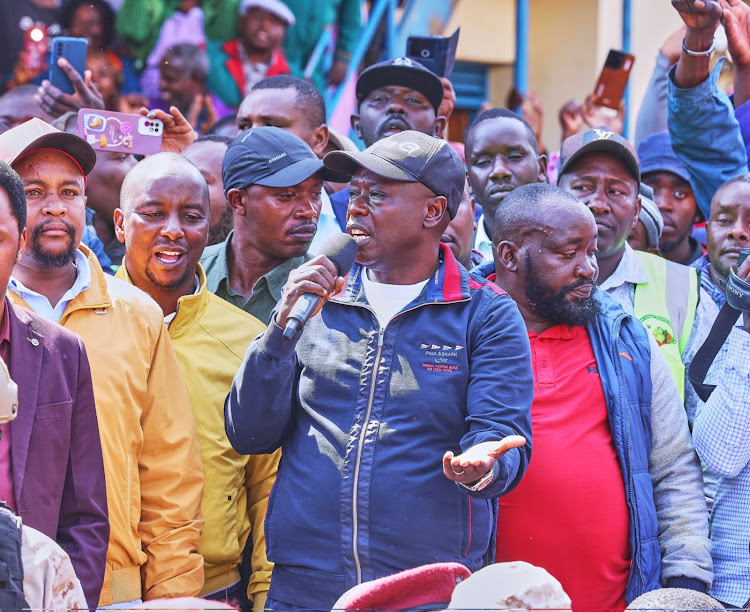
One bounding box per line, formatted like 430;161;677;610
593;128;614;140
398;142;420;155
393;57;413;67
269;152;287;163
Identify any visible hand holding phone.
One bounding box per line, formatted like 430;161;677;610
37;57;105;117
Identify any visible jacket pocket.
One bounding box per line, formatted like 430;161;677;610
34;400;73;421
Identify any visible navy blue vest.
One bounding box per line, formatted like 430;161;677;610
588;292;661;602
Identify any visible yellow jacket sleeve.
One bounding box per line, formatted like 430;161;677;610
139;323;205;600
245;449;280;611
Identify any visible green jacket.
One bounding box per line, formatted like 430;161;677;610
116;0;244;63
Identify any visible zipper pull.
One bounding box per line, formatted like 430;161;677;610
377;328;385;347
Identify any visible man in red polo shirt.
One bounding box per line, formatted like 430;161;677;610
471;183;711;610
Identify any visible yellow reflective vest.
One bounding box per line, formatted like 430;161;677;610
632;251;700;402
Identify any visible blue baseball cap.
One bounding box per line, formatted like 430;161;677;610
222;126;340;194
637;131;690;184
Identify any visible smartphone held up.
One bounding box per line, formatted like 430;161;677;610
48;36;88;95
592;49;635;110
78;108;164;156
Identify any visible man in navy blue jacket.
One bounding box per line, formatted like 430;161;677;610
225;130;534;609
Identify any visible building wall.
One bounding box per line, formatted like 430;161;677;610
449;0;684;150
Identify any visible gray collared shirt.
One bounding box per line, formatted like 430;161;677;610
199;230;311;325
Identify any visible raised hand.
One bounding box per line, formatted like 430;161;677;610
672;0;722;32
35;57;105;117
139;105;197;153
582;95;625;135
720;0;750;66
559;100;584;141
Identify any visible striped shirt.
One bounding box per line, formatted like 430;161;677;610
693;326;750;607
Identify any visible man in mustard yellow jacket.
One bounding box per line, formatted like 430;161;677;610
114;151;278;610
1;119;205;607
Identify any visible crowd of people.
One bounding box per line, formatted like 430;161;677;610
2;0;750;611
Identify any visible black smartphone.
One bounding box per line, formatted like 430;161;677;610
406;27;460;78
48;36;88;95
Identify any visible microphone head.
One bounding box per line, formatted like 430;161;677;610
321;233;358;276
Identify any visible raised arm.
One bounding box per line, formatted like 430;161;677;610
668;0;748;219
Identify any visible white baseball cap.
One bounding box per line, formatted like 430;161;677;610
239;0;296;26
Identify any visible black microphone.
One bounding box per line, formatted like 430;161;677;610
282;234;358;339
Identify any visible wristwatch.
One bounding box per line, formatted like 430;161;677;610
460;468;494;492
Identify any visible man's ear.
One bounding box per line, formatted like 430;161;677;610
311;124;330;158
537;154;548;183
113;208;126;244
227;188;247;216
631;196;642;231
434;115;447;140
470;196;477;231
424;196;448;230
350;114;363;140
16;228;27;262
496;241;521;273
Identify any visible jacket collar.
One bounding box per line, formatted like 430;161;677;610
61;244;112;318
206;230;309;303
116;263;210;335
599;243;650;292
333;243;471;306
10;245;112;323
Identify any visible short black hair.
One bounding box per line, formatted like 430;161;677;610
61;0;115;50
251;75;327;127
161;43;209;81
208;114;238;137
492;183;578;245
193;134;233;148
0;162;26;236
716;172;750;191
711;172;750;216
465;107;539;155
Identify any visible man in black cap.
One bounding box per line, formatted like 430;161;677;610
329;57;447;229
199;126;341;323
225;130;534;609
556;127;718;440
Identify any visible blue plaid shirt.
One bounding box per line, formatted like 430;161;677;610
693;326;750;606
692;255;726;308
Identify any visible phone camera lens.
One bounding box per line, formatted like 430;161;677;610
145;121;150;126
420;49;430;58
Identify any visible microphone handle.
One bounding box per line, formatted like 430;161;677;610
282;293;323;339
